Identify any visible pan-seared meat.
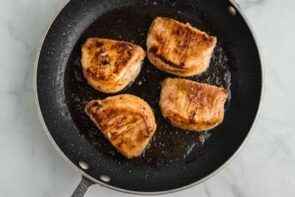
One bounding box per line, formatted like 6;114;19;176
160;78;228;131
147;17;217;77
85;94;157;158
81;38;145;93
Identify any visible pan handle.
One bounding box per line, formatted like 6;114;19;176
71;176;94;197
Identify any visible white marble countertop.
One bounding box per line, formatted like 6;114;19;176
0;0;294;196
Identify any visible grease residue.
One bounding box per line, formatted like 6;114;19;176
64;5;231;166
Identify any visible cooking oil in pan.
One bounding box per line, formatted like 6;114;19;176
64;5;231;166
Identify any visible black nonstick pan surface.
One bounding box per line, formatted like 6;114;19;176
36;0;262;195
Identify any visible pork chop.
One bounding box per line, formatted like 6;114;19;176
160;78;228;131
81;38;145;93
85;94;157;158
147;17;217;77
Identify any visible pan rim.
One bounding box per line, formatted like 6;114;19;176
33;0;265;195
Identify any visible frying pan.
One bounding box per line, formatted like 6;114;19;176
35;0;263;196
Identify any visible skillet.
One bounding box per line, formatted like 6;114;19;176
35;0;263;196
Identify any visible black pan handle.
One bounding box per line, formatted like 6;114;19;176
71;176;94;197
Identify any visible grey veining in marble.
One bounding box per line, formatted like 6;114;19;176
0;0;295;196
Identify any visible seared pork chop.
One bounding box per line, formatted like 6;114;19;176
160;78;228;131
85;94;157;158
81;38;145;93
147;17;217;77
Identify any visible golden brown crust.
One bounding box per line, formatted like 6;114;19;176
159;78;228;131
81;38;145;93
147;17;217;77
85;94;157;158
